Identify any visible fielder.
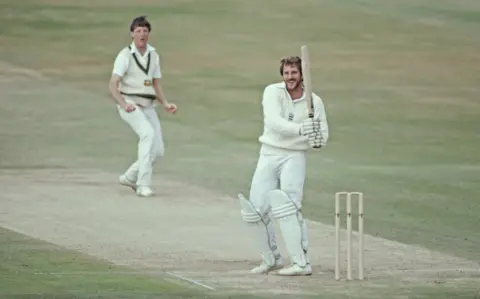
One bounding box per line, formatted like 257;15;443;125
239;56;329;276
108;16;177;197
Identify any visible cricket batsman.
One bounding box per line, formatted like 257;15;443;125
238;55;329;276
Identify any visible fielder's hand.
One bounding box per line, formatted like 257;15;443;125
300;118;320;136
163;102;177;114
121;102;136;113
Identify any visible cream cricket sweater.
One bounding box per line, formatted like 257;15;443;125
113;43;161;106
258;82;329;154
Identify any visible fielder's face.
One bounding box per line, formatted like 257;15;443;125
131;26;150;49
282;64;302;92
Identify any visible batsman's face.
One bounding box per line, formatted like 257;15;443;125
131;26;150;49
282;64;302;92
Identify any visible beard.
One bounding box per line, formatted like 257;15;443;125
285;79;302;92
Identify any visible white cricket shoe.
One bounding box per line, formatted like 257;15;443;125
136;186;154;197
275;264;312;276
250;259;284;274
119;175;137;191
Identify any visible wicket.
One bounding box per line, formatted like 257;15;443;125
335;191;364;281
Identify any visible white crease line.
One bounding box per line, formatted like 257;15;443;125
165;271;216;291
32;271;216;291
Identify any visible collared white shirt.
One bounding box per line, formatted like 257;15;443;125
112;42;162;79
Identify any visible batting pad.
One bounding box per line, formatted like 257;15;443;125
239;193;262;223
268;190;308;267
238;193;278;266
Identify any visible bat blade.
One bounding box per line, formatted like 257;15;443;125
301;45;314;118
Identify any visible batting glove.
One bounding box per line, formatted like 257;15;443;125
308;131;325;149
300;118;321;136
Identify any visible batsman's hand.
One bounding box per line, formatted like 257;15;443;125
121;102;136;113
163;102;177;114
300;118;320;136
308;132;324;149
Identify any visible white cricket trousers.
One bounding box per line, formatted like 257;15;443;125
117;100;165;188
250;151;306;211
249;148;309;254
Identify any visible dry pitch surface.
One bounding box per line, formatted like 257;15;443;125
1;168;478;296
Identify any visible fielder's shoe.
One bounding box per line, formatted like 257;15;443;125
250;258;284;274
136;186;154;197
119;175;137;191
275;263;312;276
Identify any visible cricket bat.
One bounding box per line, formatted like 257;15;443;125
301;45;314;118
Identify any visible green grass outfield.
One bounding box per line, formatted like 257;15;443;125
0;227;206;299
0;0;479;298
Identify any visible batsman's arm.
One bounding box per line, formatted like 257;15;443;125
314;95;329;145
262;86;302;136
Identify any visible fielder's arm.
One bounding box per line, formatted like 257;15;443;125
263;86;302;136
152;78;170;106
109;50;131;109
151;53;171;107
108;75;128;108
